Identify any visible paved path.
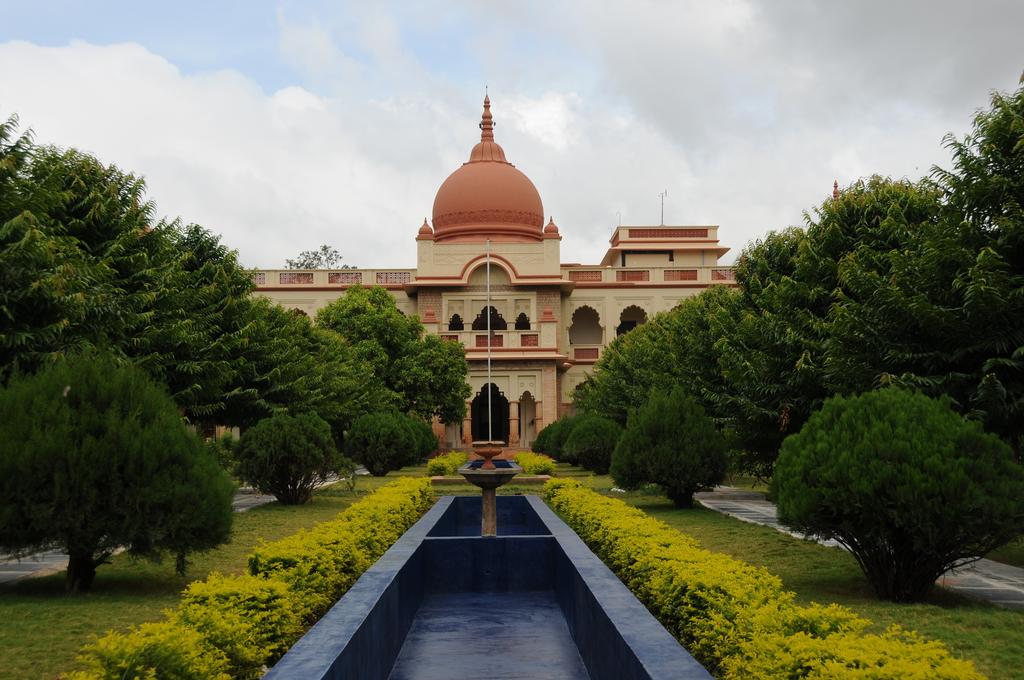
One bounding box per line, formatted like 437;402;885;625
0;487;280;586
694;486;1024;610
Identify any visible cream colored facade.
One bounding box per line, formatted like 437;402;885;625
252;224;735;450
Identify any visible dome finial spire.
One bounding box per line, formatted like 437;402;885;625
479;92;495;143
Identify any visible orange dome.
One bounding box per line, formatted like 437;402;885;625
431;96;544;243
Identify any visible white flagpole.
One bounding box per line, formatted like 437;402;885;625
486;239;493;443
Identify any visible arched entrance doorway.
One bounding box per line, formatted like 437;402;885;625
519;392;537;449
471;383;510;443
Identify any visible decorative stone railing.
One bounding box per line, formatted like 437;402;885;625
563;265;735;285
249;269;416;288
437;330;548;351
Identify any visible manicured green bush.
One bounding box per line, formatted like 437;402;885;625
426;451;468;476
0;353;234;592
774;388;1024;602
236;412;340;505
514;451;556;475
563;415;622;474
345;411;417;476
545;480;982;679
405;416;439;461
533;415;580;461
611;388;727;507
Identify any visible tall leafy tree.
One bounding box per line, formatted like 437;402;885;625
285;244;351;269
316;286;469;422
0;118;95;382
0;353;234;592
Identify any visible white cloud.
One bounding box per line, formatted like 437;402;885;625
1;2;1021;270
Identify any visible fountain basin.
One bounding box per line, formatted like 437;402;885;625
264;496;711;680
457;459;522;489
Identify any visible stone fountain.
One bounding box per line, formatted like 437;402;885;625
459;441;522;536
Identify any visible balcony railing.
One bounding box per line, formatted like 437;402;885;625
250;269;417;287
562;265;734;285
436;330;547;351
571;344;602;362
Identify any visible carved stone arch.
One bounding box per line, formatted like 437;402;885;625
472;306;508;331
569;305;602;344
616;304;648;336
467;261;512;286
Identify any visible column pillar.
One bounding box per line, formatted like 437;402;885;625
508;400;520;446
462;400;473;446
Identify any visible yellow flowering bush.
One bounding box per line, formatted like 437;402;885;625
426;451;468;476
544;479;983;680
67;621;231;680
72;478;433;679
513;451;556;475
175;573;301;677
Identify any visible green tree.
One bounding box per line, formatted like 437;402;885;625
0;354;234;592
285;244;350;269
774;388;1024;602
562;415;622;474
611;388;727;508
316;286;469;422
345;412;417;476
236;412;340;505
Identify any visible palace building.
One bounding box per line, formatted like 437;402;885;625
252;96;736;450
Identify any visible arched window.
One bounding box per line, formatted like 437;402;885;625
514;312;531;330
569;306;602;344
616;305;648;336
448;313;464;331
472;306;508;331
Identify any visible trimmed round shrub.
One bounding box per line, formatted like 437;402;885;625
563;415;622;474
611;388;727;507
426;451;468;476
405;416;438;462
534;415;580;461
513;451;556;475
345;412;417;476
774;387;1024;602
0;353;234;593
236;412;340;505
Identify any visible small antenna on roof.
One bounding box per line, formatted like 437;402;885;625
659;190;668;225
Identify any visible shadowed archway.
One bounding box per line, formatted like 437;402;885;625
471;383;510;443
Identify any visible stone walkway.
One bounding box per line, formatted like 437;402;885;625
694;486;1024;610
0;487;280;585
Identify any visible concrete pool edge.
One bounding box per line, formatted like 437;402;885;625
263;495;711;680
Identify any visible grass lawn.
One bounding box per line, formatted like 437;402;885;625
0;477;398;680
622;492;1024;680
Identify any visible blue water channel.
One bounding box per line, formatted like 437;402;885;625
264;495;711;680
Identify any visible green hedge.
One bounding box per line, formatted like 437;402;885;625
514;451;556;475
426;451;468;476
71;478;433;679
544;480;982;679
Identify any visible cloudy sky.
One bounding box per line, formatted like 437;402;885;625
2;1;1021;268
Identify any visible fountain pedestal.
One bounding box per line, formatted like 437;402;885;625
459;442;521;536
